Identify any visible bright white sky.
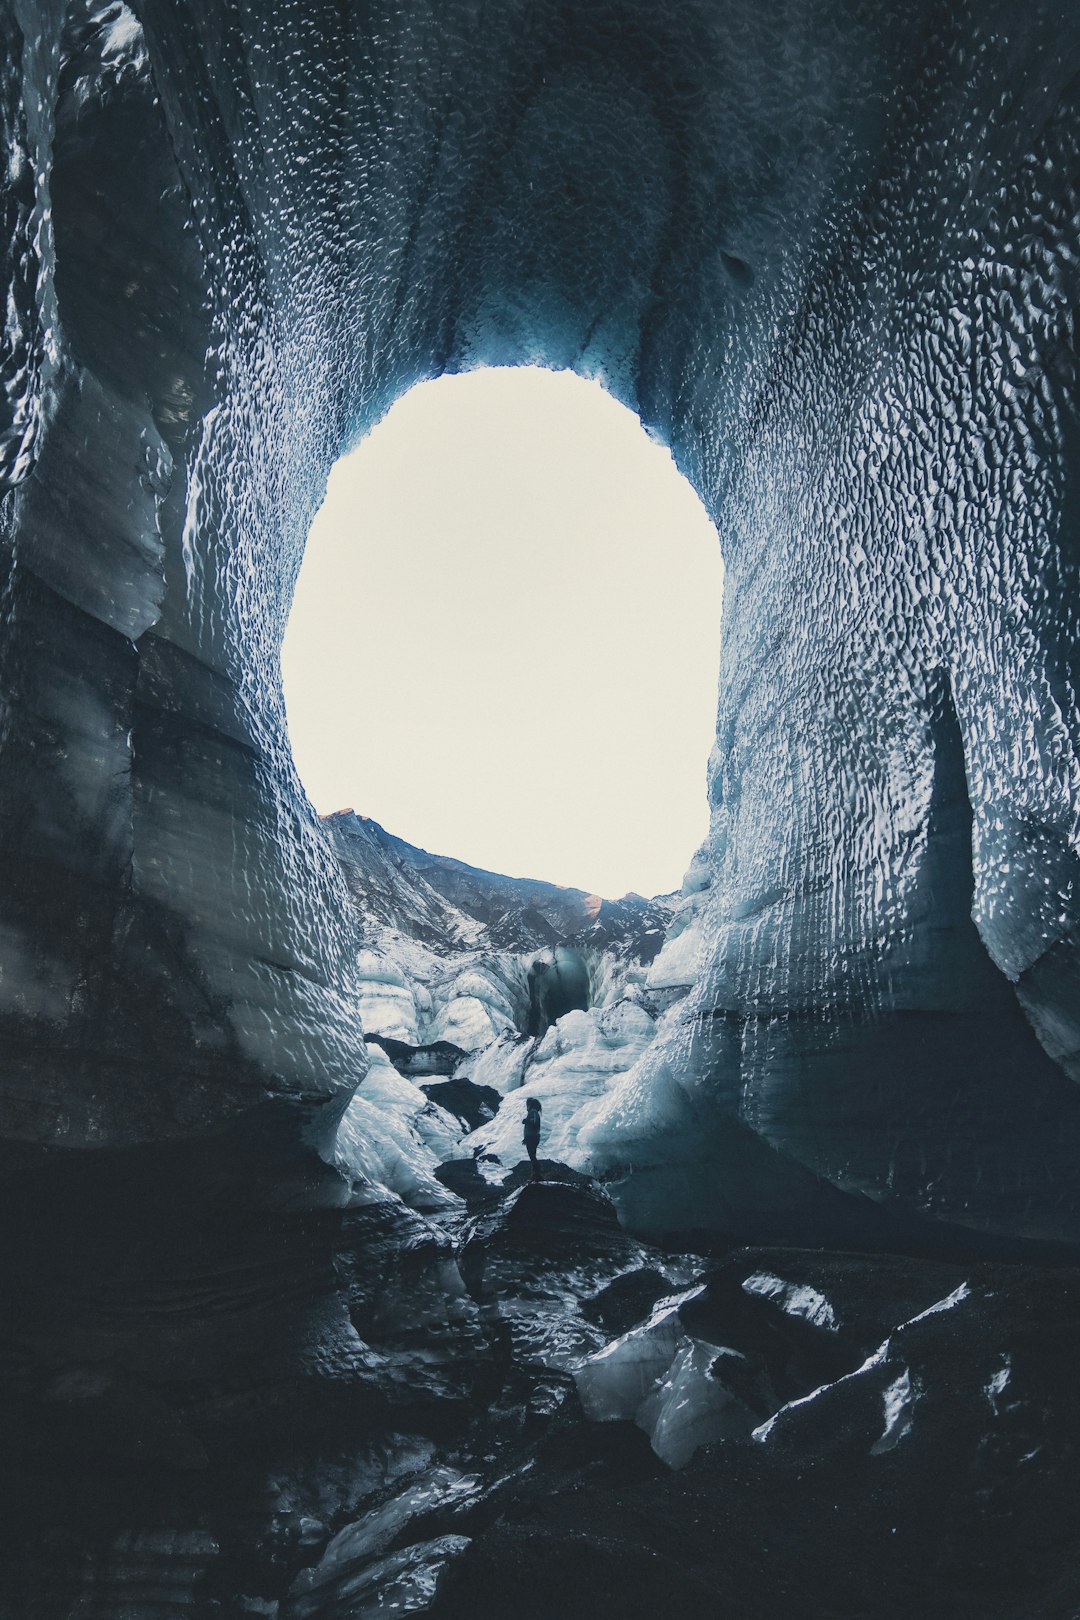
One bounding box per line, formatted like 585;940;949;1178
281;367;723;899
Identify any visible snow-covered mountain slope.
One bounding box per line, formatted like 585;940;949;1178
326;810;676;959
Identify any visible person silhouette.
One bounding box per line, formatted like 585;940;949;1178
522;1097;542;1179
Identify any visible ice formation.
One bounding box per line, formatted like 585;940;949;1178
333;1042;467;1211
753;1280;974;1455
575;1285;769;1468
3;7;1080;1608
284;1468;478;1617
4;0;1080;1250
306;809;680;1208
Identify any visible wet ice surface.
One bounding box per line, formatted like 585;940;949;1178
576;1290;703;1421
334;1047;467;1212
742;1272;840;1332
278;1170;1080;1618
752;1280;974;1451
4;2;1080;1614
284;1469;479;1618
575;1285;775;1467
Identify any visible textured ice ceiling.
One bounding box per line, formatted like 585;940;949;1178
2;0;1080;1243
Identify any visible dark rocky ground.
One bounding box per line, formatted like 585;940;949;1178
2;1147;1077;1619
435;1244;1080;1620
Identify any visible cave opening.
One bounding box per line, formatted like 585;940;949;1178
6;4;1080;1613
525;946;593;1037
281;365;723;901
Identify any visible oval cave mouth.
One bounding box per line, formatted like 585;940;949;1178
281;365;724;902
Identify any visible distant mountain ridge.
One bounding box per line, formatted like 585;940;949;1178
323;809;674;961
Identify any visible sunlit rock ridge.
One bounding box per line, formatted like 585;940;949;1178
3;1;1080;1246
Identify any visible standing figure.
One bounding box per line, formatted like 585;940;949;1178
522;1097;543;1179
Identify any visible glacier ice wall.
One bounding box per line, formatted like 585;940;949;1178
2;0;1080;1243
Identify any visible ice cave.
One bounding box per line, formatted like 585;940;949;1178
2;2;1080;1615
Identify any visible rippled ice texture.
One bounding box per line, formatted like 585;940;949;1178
2;0;1080;1243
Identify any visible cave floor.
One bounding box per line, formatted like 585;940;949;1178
428;1170;1080;1620
2;1159;1078;1619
